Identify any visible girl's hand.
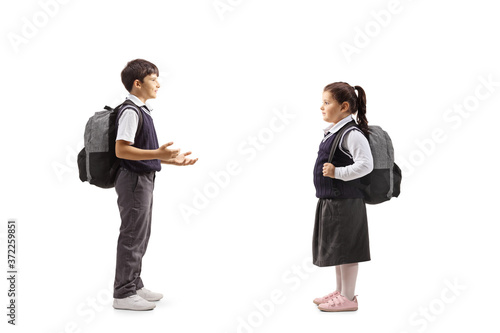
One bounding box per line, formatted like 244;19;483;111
323;163;335;178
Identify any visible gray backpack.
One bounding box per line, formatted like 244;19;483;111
77;100;143;188
329;121;401;204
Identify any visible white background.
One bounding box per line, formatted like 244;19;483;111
1;0;500;332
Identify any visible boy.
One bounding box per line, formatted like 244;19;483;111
112;59;198;311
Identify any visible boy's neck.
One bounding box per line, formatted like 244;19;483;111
130;92;147;104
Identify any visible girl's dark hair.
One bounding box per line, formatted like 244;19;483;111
121;59;160;92
323;82;368;136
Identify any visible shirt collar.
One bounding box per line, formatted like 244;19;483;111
323;115;354;135
126;93;153;112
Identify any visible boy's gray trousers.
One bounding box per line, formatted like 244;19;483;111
113;168;156;299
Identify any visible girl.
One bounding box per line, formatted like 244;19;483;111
312;82;373;312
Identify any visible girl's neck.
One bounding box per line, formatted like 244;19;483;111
331;114;351;125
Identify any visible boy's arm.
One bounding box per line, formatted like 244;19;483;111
116;140;179;161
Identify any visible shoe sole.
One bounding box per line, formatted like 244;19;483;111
318;306;358;312
113;306;156;311
113;303;156;311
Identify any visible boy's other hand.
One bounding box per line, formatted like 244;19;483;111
157;142;180;160
168;151;198;166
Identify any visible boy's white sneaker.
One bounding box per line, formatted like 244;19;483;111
113;294;156;311
137;287;163;302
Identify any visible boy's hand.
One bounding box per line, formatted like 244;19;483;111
323;163;335;178
166;151;198;166
157;142;180;160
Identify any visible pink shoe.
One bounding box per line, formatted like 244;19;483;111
318;294;358;312
313;291;341;305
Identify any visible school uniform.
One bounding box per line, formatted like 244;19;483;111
113;94;161;299
312;115;373;267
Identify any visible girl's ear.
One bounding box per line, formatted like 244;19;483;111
341;101;350;113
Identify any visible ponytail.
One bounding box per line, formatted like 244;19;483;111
354;85;369;137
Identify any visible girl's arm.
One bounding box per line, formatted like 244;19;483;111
334;130;373;181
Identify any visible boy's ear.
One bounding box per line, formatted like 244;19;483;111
133;79;142;89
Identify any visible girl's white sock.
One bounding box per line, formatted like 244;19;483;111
340;263;358;301
335;265;342;292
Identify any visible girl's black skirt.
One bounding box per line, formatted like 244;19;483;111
312;198;371;267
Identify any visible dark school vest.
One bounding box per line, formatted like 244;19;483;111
313;127;364;199
119;105;161;173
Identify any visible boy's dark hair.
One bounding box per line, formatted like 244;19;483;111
121;59;159;92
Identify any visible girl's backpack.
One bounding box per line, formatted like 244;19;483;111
329;121;402;204
77;100;143;188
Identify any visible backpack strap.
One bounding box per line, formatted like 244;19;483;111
115;99;144;142
338;126;365;159
327;120;359;164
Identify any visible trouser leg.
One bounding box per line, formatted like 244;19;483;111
113;169;155;299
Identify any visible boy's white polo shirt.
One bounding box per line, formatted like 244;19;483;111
116;94;153;145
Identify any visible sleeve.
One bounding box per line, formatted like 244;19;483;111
333;129;374;181
116;108;139;145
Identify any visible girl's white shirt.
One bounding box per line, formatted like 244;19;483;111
323;115;374;181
